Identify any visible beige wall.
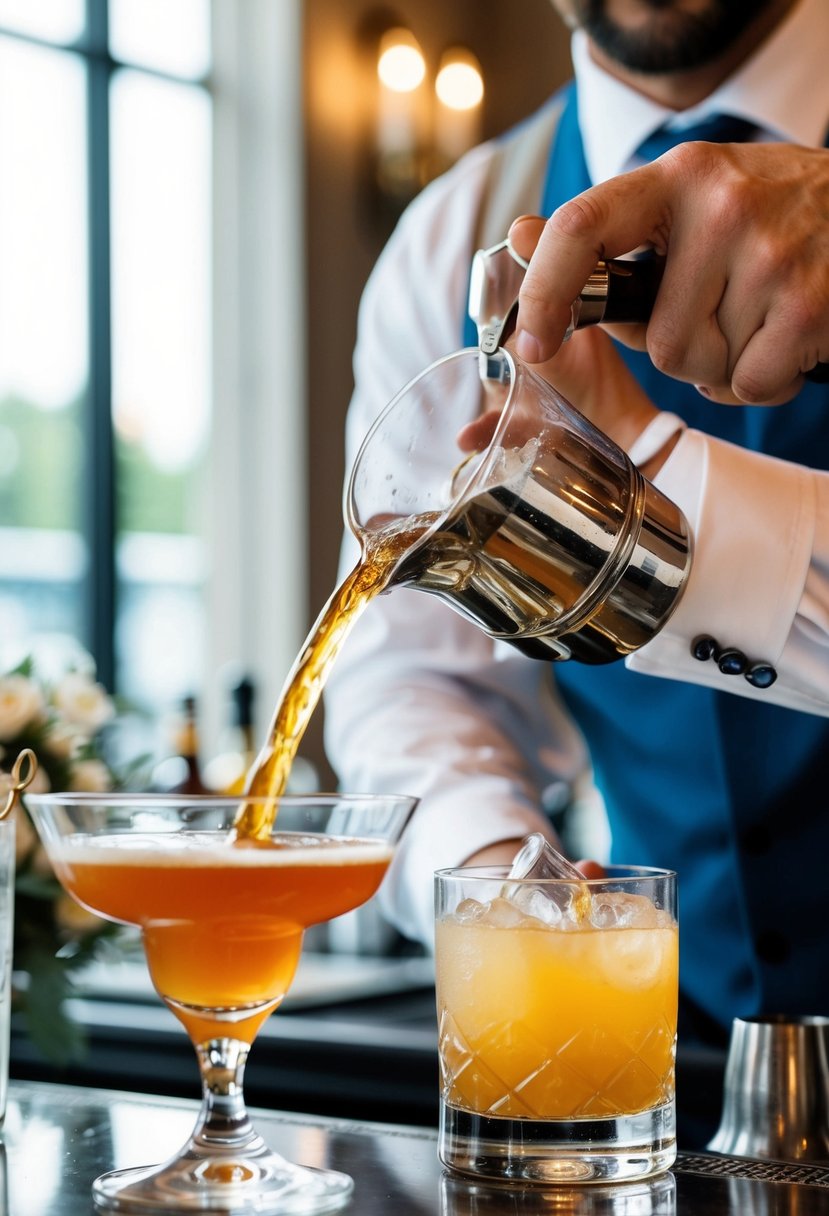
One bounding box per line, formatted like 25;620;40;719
302;0;572;780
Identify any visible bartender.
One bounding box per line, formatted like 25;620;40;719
325;0;829;1131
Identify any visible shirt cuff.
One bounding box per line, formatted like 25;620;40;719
627;428;815;683
627;413;687;467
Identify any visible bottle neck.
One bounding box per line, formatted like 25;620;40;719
177;721;200;760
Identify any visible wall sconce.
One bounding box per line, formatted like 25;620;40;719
370;24;485;216
374;27;430;205
434;46;484;171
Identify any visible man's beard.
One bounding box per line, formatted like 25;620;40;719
569;0;779;73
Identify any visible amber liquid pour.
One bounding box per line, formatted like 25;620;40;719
236;521;433;840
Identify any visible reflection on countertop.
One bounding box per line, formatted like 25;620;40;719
2;1081;829;1216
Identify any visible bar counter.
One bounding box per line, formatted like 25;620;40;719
2;1079;828;1215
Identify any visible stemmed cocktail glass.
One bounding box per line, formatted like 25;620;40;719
25;792;415;1214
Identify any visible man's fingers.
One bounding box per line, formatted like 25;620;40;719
456;410;501;452
511;164;677;363
508;214;547;263
601;321;649;352
730;323;813;404
575;859;606;879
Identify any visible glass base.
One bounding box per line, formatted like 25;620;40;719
439;1101;676;1185
92;1138;354;1215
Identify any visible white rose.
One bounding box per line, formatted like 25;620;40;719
67;759;112;792
52;673;115;735
43;720;82;761
0;675;46;742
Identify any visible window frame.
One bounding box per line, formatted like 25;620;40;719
0;0;308;751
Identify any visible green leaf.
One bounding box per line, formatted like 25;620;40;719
6;656;34;678
14;871;63;901
112;752;155;791
18;950;88;1065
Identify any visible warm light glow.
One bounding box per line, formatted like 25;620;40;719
435;48;483;111
377;28;425;94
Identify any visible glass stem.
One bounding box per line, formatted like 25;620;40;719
192;1037;261;1151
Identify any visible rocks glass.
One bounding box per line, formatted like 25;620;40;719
435;864;678;1185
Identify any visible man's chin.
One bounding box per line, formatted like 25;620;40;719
564;0;779;75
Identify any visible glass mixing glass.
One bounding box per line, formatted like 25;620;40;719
346;347;691;666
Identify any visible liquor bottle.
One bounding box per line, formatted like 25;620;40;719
204;674;257;795
155;694;211;794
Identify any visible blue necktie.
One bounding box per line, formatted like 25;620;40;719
637;112;756;161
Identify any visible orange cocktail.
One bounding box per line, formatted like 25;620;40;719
435;865;678;1185
25;792;414;1215
53;832;393;1042
437;909;678;1118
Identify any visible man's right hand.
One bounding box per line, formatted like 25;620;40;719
510;141;829;406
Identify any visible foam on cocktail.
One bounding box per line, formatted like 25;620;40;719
53;832;393;868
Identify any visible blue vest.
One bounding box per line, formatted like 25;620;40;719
465;83;829;1037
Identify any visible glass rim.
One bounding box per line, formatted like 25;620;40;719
24;791;419;810
344;345;519;539
434;862;676;883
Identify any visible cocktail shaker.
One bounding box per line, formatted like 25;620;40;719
708;1015;829;1162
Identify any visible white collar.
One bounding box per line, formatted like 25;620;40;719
574;0;829;185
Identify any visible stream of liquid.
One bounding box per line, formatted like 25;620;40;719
234;519;435;840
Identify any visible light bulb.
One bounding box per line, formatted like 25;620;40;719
435;48;483;112
377;28;426;94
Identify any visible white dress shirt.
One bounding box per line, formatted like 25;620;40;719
324;0;829;945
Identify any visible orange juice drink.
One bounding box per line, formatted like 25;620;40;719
435;865;678;1185
53;832;392;1042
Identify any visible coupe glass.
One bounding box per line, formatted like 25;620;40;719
25;791;415;1214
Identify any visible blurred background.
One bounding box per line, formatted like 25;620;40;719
0;0;572;791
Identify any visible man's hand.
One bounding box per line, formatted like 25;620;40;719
510;142;829;405
459;324;677;479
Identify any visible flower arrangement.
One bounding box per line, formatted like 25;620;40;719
0;656;139;1064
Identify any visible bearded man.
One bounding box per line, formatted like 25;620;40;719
326;0;829;1144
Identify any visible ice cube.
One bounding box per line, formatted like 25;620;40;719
453;897;488;925
588;891;660;929
500;833;589;927
482;896;536;929
507;885;564;928
507;832;584;883
596;928;671;990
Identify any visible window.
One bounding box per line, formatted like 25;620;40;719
0;1;211;747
